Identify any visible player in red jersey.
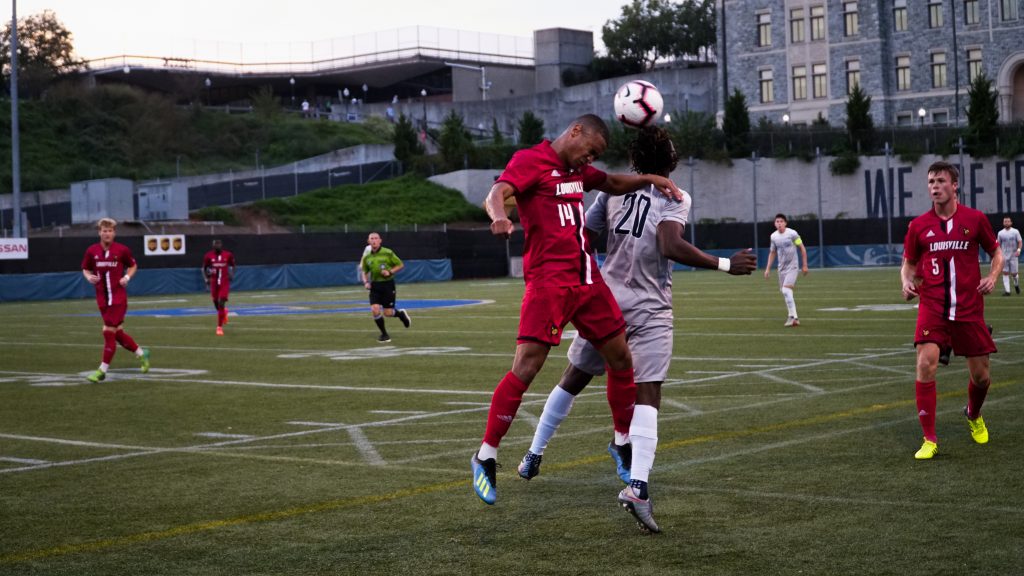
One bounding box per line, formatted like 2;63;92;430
901;161;1003;460
80;218;150;382
470;114;683;505
202;239;236;336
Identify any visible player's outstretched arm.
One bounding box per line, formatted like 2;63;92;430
980;249;1004;294
601;174;683;201
485;181;516;237
656;221;756;274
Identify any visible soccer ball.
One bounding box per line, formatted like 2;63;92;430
613;80;664;128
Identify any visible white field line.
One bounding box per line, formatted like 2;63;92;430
516;409;540;429
346;427;385;466
193;432;254;439
368;410;428;415
126;299;189;305
756;372;825;393
660;399;702;414
0;456;49;464
286;421;344;427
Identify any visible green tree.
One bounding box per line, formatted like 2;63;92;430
666;110;716;158
491;118;504;146
0;10;84;97
845;84;874;152
392;113;424;169
965;73;999;157
722;88;750;157
439;110;474;171
517;111;545;147
602;0;716;70
250;85;281;120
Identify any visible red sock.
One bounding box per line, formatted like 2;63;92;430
102;331;117;364
218;309;226;327
115;329;139;353
967;380;988;419
482;371;529;447
606;366;636;436
915;380;937;442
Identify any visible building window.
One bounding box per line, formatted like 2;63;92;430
810;6;826;40
896;112;913;126
846;60;861;94
965;0;980;24
844;2;859;36
759;69;774;103
793;65;808;100
932;111;949;125
929;1;944;27
931;53;948;88
812;64;828;98
894;0;909;31
758;13;772;47
1002;0;1019;20
790;8;806;43
967;48;983;81
896;56;911;91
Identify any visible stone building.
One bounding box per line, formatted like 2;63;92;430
717;0;1024;126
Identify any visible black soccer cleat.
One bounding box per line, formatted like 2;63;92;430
517;451;543;480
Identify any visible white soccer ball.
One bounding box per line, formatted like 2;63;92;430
613;80;664;128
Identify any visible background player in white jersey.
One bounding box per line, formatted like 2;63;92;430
516;126;756;533
764;214;809;326
997;216;1022;295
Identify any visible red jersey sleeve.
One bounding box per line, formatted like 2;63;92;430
903;219;920;263
81;248;94;272
228;252;236;267
497;149;541;194
976;213;999;255
580;164;607;191
120;246;137;269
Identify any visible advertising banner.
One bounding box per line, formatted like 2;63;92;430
144;234;186;256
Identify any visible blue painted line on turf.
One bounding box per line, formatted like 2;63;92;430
71;299;487;318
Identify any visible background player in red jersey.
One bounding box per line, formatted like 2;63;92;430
203;239;236;336
900;161;1003;460
470;114;683;505
80;218;150;382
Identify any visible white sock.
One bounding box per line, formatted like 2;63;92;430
135;348;144;357
614;430;630;446
1014;275;1020;286
628;405;659;484
529;386;576;455
99;362;109;373
1004;276;1011;293
781;287;797;317
478;442;497;461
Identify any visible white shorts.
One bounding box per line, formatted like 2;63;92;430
566;322;674;383
1002;256;1019;275
778;269;799;288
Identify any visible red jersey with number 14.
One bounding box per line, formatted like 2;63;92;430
903;205;998;321
81;242;136;307
497;140;608;288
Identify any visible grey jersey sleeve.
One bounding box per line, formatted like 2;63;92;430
585;192;611;235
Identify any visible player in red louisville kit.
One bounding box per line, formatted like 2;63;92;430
80;218;150;382
470;114;683;505
900;161;1003;459
202;239;236;336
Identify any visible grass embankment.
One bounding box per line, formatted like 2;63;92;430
250;174;488;227
0;84;389;193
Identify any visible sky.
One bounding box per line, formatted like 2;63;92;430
6;0;628;62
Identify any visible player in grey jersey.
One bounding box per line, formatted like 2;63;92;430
997;216;1022;295
515;126;756;533
764;214;809;326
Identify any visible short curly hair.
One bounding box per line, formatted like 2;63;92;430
628;126;678;176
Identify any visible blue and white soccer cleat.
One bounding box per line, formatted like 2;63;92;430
607;441;632;484
517;451;543;480
471;452;497;505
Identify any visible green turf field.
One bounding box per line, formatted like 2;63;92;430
1;268;1022;575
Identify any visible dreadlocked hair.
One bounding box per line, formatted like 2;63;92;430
628;126;678;176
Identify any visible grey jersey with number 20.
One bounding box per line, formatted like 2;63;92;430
586;186;691;326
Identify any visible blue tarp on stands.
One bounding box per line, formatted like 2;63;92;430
0;259;452;302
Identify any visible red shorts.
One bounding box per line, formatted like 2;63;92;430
517;282;625;347
210;282;230;301
99;302;127;327
915;315;996;357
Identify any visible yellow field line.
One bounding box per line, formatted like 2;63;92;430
1;380;1015;565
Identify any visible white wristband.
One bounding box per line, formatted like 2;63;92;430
718;257;731;272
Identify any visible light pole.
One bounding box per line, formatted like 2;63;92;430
362;83;368;104
289;77;295;106
420;88;427;129
204;77;211;106
343;87;350;120
918;107;927;128
782;113;790;126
